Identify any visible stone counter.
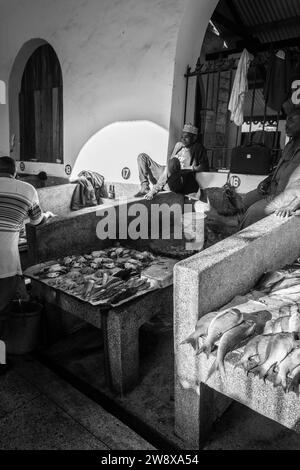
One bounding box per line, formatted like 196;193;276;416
174;213;300;449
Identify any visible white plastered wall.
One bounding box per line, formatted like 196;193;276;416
0;0;218;182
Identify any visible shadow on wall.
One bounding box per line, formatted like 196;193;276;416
72;120;168;184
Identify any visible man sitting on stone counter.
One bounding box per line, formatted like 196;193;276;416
134;123;209;200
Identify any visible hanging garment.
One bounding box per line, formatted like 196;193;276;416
70;170;106;211
264;50;292;112
228;48;253;126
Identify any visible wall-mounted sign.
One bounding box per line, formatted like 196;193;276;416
19;161;25;172
65;164;72;176
229;175;241;188
121;167;131;180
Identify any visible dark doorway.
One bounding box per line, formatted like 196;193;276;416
19;44;63;163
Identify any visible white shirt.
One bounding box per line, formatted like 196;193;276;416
171;142;192;169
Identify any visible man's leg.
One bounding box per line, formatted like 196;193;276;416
135;153;165;196
240;196;275;229
0;276;17;332
0;276;17;372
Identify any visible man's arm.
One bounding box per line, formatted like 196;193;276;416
191;145;209;172
27;188;55;225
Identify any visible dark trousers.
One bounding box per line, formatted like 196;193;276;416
137;153;198;193
0;276;17;328
240;189;277;229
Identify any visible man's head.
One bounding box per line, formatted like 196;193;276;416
0;156;16;176
181;123;198;148
286;108;300;139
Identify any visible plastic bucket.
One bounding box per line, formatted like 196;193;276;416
2;300;42;355
182;211;206;251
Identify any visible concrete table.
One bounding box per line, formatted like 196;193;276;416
31;278;172;394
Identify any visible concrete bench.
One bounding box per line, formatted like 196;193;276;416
35;182;140;217
26;191;185;265
174;213;300;449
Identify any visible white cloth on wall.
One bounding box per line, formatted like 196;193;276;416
228;48;254;126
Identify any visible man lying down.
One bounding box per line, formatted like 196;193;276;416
181;258;300;393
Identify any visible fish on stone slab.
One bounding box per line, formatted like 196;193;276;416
243;310;272;334
249;332;300;381
264;316;290;334
197;308;244;357
270;277;300;293
180;311;219;353
246;334;279;375
263;311;300;334
256;271;286;292
273;348;300;391
206;320;256;379
234;334;265;370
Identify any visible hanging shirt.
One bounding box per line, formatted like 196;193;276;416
264;50;291;113
228;48;253;126
0;177;43;278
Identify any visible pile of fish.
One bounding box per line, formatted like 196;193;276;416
181;308;256;376
30;245;157;306
181;304;300;393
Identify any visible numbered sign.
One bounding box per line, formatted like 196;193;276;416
229;175;241;188
19;161;25;172
65;164;72;176
121;167;131;180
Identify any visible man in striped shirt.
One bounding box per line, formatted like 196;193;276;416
0;157;53;339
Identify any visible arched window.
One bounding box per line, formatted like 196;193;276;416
19;44;63;163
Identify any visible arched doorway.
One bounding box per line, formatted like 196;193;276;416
19;44;63;163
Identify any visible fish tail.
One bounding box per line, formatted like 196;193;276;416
249;361;268;378
282;379;288;393
204;344;212;359
180;336;197;350
205;359;218;382
219;360;226;377
196;344;205;356
273;374;282;388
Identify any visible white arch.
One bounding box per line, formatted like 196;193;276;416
72;120;168;183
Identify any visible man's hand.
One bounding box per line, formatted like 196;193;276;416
275;207;293;218
44;211;56;221
275;197;300;218
144;189;157;200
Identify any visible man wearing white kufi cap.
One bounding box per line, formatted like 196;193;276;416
134;122;209;199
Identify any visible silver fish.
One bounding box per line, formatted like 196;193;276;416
180;311;218;352
289;311;300;332
235;334;264;370
273;348;300;391
197;308;244;357
207;320;256;378
263;311;300;335
250;332;300;380
263;316;290;334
